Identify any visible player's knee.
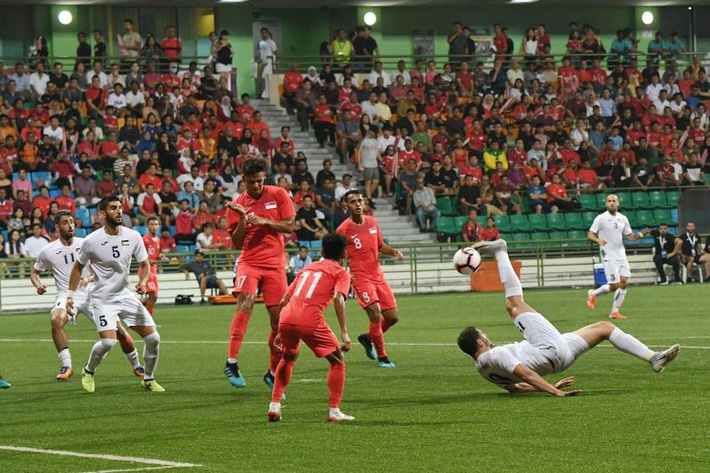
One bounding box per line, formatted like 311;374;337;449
50;314;65;330
101;338;118;350
608;283;619;291
283;351;298;362
618;280;628;289
596;321;616;335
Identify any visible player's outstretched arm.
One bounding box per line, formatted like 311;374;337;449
504;377;576;394
333;293;351;352
379;243;404;261
29;267;47;295
512;364;581;397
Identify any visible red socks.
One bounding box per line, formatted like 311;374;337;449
327;362;346;408
228;311;250;359
271;358;294;403
368;322;387;358
268;329;282;373
118;333;133;353
146;306;154;316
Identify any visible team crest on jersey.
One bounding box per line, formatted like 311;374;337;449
121;239;130;247
369;227;377;234
265;202;277;210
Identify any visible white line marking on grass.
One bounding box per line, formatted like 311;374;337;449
0;339;708;350
0;446;200;469
85;466;177;473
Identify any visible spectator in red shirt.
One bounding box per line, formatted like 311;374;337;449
0;188;13;225
461;209;483;243
159;226;176;253
282;63;303;114
193;200;216;232
139;163;164;191
53;184;77;214
160;26;182;59
546;174;579;212
212;216;232;250
313;94;335;148
480;216;501;241
97;170;118;198
32;186;52;217
175;199;196;245
84;75;106;119
578;160;602;189
654;157;680;186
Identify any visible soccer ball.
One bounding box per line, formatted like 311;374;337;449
453;247;482;275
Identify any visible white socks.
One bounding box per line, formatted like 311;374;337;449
58;348;72;369
611;289;626;314
86;338;118;372
495;252;523;298
609;327;654;362
593;284;611;297
143;332;161;380
227;357;237;364
125;349;140;369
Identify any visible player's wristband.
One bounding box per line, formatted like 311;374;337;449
66;290;75;298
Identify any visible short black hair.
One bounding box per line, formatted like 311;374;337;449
299;246;308;251
98;195;120;212
53;210;73;226
457;327;481;357
242;158;268;176
343;189;362;202
322;233;347;261
147;216;159;225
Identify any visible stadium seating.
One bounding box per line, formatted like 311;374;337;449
509;214;531;232
436;197;456;216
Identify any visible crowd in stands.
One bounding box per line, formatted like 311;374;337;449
0;16;708;273
283;20;709;236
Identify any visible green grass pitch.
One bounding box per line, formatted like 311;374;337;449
0;285;708;472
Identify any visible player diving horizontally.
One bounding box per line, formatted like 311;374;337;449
586;194;645;319
458;240;679;396
67;197;163;393
30;211;145;380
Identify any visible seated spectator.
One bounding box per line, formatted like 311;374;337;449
316;159;336;189
296;195;328;241
199;179;221;213
11;169;32;200
526;175;548;214
654;157;680;186
170;198;194;241
413;176;440;232
212;217;232;251
457;174;482;216
159;226;176;254
683;153;706;185
480;216;501;241
336;109;361;164
5;229;28;276
643;224;682;284
333;197;349;229
196;222;217;251
193;201;216;232
53;184;76;214
546;174;579;212
291;160;314;188
632;156;655;189
24;224;48;258
287;246;312;284
293;180;315;208
334;173;356;201
137;183;161;224
315;178;336;223
461;209;483;243
182;249;228;304
6;208;27;233
493;175;521;215
482;140;508;172
73;167;100;207
157;180;178;226
96;171;117;198
424;160;451;196
177;181;200;212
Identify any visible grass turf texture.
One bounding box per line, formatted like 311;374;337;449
0;285;708;472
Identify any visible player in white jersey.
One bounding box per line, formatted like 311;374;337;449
586;194;645;319
30;211;145;380
457;240;679;395
67;197;164;393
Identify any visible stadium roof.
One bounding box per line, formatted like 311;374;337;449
1;0;706;6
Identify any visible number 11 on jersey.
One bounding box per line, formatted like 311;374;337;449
293;271;322;299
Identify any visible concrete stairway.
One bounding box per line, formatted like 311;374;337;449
252;99;436;246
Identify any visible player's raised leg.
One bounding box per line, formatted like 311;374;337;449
572;321;679;372
49;307;74;380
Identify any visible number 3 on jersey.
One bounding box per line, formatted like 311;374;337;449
293;271;322;299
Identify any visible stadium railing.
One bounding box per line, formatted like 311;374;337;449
0;236;675;313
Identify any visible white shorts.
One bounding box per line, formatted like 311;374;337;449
603;259;630;284
53;295;92;320
215;63;232;73
515;312;590;373
90;293;155;332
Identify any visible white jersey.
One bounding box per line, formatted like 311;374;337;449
77;227;148;301
34;237;91;298
476;342;554;386
590;210;632;261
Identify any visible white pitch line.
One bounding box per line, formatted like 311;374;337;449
85;467;177;473
0;446;200;469
0;338;708;349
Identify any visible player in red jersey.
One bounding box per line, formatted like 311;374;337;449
141;217;162;316
224;158;296;390
336;190;404;368
268;233;354;422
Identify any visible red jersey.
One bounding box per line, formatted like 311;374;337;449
143;234;161;261
280;259;351;327
159;236;176;253
546;183;567;202
212;229;232;249
54;195;76;213
336;215;385;281
236;105;255;123
226;185;295;269
481;227;501;241
283;72;303;94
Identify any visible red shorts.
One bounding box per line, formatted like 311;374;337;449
279;322;339;358
146;265;159;293
352;277;397;311
234;263;288;307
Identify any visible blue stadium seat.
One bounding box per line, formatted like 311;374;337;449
75;208;90;226
31;172;52;187
12;172;19;181
169;225;176;235
49;189;62;198
670;208;678;224
176;245;191;253
135;226;147;236
298;241;312;248
75;228;87;238
88;208;98;217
